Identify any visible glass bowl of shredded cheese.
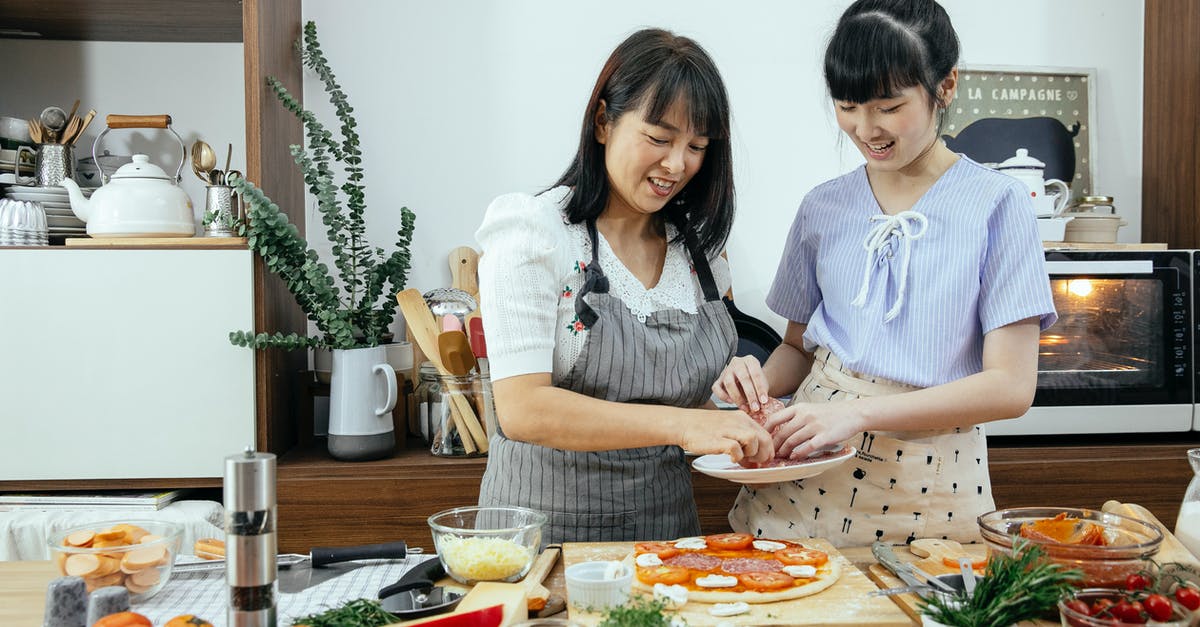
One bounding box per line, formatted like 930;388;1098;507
428;506;547;584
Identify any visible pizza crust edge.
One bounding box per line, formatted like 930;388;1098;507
625;549;843;604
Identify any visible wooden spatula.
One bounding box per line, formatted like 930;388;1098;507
523;545;560;612
449;246;480;298
438;331;477;376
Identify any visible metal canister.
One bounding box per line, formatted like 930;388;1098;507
225;447;277;627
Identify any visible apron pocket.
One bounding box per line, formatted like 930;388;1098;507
544;509;636;543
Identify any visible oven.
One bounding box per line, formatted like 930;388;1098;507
988;250;1194;435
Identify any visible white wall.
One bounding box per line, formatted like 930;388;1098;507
301;0;1144;331
0;40;245;230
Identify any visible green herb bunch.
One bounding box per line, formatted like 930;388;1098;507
229;20;416;351
598;595;685;626
291;598;400;627
919;537;1082;627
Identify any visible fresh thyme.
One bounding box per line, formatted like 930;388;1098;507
291;598;401;627
919;537;1082;627
598;595;686;626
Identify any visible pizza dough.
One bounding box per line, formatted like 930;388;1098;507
626;534;842;604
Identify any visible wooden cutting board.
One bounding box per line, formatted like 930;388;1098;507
562;539;910;626
65;236;247;248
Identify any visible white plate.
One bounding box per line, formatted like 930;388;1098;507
47;216;84;228
6;187;94;201
691;446;857;484
43;207;76;216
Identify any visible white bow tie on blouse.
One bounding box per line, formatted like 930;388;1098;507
850;210;929;322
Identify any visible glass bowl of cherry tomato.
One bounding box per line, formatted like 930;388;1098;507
1059;588;1195;626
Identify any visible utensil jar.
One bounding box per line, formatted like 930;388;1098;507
419;371;492;457
36;144;74;187
204;184;240;237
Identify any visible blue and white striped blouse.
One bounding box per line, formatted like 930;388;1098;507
766;156;1057;388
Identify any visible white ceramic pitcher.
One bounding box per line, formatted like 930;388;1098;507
327;345;397;461
995;148;1071;218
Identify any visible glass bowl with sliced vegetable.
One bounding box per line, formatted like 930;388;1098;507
428;506;546;584
48;520;182;601
978;507;1163;588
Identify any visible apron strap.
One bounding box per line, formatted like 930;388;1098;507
574;220;609;328
681;229;722;303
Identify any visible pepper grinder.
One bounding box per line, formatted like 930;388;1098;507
225;447;277;627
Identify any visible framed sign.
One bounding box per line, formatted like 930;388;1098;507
943;65;1097;196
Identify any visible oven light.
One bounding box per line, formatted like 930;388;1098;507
1066;279;1093;297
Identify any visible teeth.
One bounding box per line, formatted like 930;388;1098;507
868;141;895;153
650;177;675;190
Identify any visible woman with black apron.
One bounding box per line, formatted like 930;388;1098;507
474;29;773;543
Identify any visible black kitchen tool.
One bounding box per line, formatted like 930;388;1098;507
275;540;410;593
724;297;782;363
378;558;464;619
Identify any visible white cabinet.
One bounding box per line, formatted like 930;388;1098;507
0;248;255;480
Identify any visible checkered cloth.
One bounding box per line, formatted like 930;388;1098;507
136;554;438;626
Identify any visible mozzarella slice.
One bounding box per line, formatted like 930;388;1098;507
782;564;817;578
673;537;707;550
652;583;689;607
695;574;738;588
752;540;787;552
709;601;751;617
635;552;664;567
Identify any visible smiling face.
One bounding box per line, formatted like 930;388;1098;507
595;97;709;219
835;85;943;174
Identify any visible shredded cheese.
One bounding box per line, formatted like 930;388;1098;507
437;535;532;581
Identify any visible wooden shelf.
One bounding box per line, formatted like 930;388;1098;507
0;0;243;42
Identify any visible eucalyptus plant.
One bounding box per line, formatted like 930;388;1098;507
228;21;416;351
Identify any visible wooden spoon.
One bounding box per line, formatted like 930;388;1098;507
523;545;560;612
27;119;43;145
397;289;488;453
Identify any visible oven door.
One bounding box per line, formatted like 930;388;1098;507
989;250;1193;436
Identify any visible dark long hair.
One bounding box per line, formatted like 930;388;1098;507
551;28;734;258
824;0;959;124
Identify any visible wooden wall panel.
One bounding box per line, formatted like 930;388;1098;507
244;0;307;455
1142;0;1200;247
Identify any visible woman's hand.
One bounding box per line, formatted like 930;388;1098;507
761;402;866;459
679;410;775;464
711;356;771;412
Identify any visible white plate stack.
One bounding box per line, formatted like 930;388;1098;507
3;185;93;237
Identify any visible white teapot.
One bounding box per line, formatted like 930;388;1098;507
60;114;194;238
995;148;1071;218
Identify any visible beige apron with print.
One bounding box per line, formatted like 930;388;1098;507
729;347;994;547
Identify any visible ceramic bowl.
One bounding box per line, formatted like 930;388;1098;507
48;520;182;601
427;506;545;585
564;560;633;611
0;116;32;143
978;507;1162;588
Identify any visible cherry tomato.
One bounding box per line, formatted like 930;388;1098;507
634;542;679;560
1176;585;1200;611
1125;573;1151;591
1112;600;1146;623
1063;599;1093;617
737;571;794;591
636;565;691;586
706;533;754;551
774;547;828;567
1143;593;1174;622
1090;597;1116;616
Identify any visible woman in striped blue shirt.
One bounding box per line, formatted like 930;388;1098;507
713;0;1056;546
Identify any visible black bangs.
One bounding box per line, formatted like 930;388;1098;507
640;58;729;140
825;14;931;103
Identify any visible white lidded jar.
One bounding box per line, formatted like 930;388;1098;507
1175;448;1200;558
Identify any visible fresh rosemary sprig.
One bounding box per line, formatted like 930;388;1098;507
291;598;401;627
919;537;1082;627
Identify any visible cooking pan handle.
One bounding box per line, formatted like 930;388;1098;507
378;558;446;599
92;114;186;184
311;540;408;567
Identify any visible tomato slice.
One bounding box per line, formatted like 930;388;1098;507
637;565;691;586
738;571;795;591
706;532;754;551
634;542;680;560
941;556;987;570
774;547;828;567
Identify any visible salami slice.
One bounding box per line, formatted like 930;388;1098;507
664;553;722;571
721;557;783;574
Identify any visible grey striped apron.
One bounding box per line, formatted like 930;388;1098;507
478;219;736;543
